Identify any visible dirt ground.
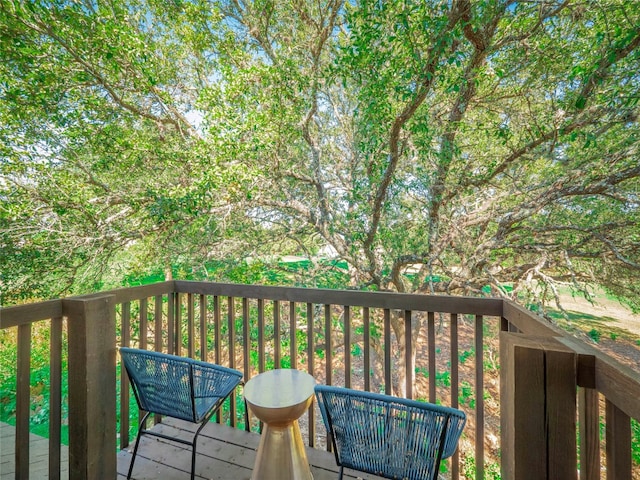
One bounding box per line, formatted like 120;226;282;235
550;290;640;372
554;290;640;335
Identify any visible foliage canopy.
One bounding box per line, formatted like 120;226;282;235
1;0;639;313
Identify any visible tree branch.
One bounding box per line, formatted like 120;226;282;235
363;1;466;274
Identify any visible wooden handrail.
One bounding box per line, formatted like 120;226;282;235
173;280;504;315
1;299;63;328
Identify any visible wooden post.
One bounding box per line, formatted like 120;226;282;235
500;333;577;480
64;295;117;480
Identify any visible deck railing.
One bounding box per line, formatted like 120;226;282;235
2;280;640;479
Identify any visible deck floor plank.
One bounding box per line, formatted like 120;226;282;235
3;420;385;480
118;417;383;480
0;422;69;480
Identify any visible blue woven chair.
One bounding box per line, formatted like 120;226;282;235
315;385;466;480
119;347;243;480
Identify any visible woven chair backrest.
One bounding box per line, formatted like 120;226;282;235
315;385;466;480
120;348;198;422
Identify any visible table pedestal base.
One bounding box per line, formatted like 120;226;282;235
251;420;313;480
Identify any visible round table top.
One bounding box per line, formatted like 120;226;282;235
244;369;316;410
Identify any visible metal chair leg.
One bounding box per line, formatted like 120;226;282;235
189;414;213;480
191;439;197;480
127;411;152;479
244;397;250;432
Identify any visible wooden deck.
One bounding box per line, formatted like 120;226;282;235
117;417;386;479
2;419;385;479
1;422;69;479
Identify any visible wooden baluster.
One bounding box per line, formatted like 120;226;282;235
49;317;63;480
450;313;459;480
579;388;600;480
199;294;207;361
606;400;631;480
474;314;485;480
274;300;281;368
120;301;130;450
345;305;351;389
290;302;297;370
306;302;315;448
16;322;31;480
228;296;237;428
187;293;195;358
384;309;391;395
428;311;436;403
363;307;370;392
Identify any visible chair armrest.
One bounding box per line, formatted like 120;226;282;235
192;362;243;400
